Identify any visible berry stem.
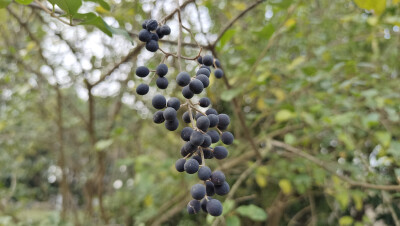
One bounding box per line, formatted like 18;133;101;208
184;153;192;159
199;148;206;166
187;101;196;129
191;107;207;116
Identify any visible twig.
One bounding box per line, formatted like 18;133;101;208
199;148;206;166
160;0;195;23
177;9;183;71
382;191;400;226
271;140;400;191
158;47;201;60
28;2;64;14
265;124;305;138
211;49;263;159
92;43;145;87
288;206;311;226
248;2;299;76
33;0;72;25
226;159;261;200
308;191;317;226
234;194;257;203
211;0;266;47
150;197;191;226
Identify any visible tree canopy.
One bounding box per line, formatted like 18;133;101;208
0;0;400;225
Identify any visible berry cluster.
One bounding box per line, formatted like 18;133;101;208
135;19;231;217
138;19;171;52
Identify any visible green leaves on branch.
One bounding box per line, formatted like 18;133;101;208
10;0;130;39
74;13;132;39
48;0;82;16
74;12;111;36
236;204;268;221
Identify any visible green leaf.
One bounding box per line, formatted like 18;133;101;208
385;16;400;26
284;133;296;145
254;24;275;40
375;131;391;148
15;0;33;5
95;139;113;151
84;0;110;10
217;29;236;50
236;204;268;221
275;109;295;122
278;179;292;194
361;113;380;128
226;215;240;226
0;0;11;8
388;142;400;159
353;0;386;16
206;214;215;224
338;133;355;150
106;26;133;42
48;0;82;16
222;199;235;215
269;0;293;9
221;87;243;102
394;168;400;179
335;192;350;210
74;13;112;36
339;216;354;226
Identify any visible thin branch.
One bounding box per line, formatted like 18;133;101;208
211;0;266;47
160;0;195;23
382;191;400;226
177;9;183;71
211;49;263;159
92;43;145;87
33;0;72;25
234;194;257;203
308;191;317;226
288;206;311;226
271;140;400;191
265;124;305;138
158;46;201;60
28;2;64;14
7;6;56;73
248;2;299;76
226;159;261;200
150;197;191;226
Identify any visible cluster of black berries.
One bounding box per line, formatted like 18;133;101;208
134;20;231;217
197;55;224;79
135;63;170;95
138;19;171;52
177;108;233;216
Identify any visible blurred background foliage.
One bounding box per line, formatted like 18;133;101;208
0;0;400;225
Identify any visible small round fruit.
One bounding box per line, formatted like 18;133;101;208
184;159;200;174
136;83;149;95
